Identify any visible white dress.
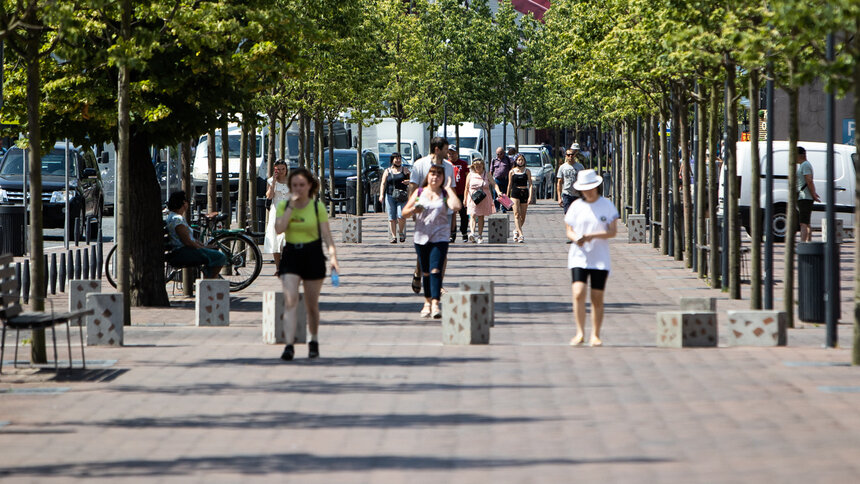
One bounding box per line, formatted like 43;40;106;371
263;177;290;254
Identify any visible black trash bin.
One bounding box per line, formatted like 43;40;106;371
0;206;26;256
798;242;826;323
345;178;357;215
255;197;268;241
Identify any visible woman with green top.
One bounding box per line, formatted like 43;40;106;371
274;167;339;361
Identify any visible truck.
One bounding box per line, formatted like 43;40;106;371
437;122;516;160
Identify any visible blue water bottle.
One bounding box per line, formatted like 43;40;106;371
330;269;340;287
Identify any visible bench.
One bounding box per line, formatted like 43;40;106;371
0;253;92;372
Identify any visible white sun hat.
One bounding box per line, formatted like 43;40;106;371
573;169;603;191
570;142;580;151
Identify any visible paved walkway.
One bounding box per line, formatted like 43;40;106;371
1;202;859;483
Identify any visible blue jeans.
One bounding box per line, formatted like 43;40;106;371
385;194;405;220
414;241;449;300
562;193;579;215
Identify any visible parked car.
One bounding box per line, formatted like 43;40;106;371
378;139;422;164
508;145;555;200
0;143;104;238
322;149;382;213
718;140;857;241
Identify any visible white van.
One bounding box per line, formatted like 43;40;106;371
192;125;267;197
378;139;422;163
719;141;856;240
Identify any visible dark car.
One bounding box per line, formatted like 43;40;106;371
323;149;381;213
0;143;104;238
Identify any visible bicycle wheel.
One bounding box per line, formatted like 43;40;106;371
105;245;118;289
212;232;262;291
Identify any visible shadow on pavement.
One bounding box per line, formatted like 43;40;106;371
180;355;494;368
0;453;671;478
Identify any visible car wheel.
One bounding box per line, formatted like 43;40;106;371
770;204;788;242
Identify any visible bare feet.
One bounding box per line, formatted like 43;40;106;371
589;336;603;347
570;334;585;346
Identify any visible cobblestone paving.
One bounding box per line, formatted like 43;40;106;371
1;203;858;483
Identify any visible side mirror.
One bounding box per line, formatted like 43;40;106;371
83;168;99;178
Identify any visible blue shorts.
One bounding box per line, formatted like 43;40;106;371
169;246;228;269
385;194;405;220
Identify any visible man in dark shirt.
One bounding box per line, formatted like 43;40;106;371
448;145;470;242
489;146;512;212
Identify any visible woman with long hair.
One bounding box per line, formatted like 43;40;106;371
402;164;462;318
378;152;410;243
264;160;290;274
274;167;340;361
506;154;533;243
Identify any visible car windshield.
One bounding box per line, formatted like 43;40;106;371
199;134;263;158
379;143;411;158
0;148;78;176
322;152;358;171
458;137;477;149
520;152;543;167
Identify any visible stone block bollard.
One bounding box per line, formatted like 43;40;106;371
627;214;647;243
487;214;509;244
656;311;717;348
441;291;491;345
195;279;230;326
821;218;845;244
342;216;362;243
680;297;717;312
726;310;787;347
459;280;495;327
262;291;307;344
86;293;123;346
69;280;101;321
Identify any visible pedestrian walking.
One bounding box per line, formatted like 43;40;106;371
557;144;585;215
402;164;462;319
379;152;410;243
448;145;470;243
507;154;533;243
489;146;512;212
796;146;820;242
564;169;619;347
264;160;290;275
274;167;340;361
464;158;496;244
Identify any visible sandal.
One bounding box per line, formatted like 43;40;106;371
420;303;432;318
390;237;397;243
399;232;406;242
411;271;422;294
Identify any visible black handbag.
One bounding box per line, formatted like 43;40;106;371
393;189;408;203
470;189;486;205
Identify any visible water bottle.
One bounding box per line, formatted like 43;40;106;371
330;269;340;287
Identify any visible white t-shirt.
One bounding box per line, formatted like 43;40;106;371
564;197;619;271
409;156;454;189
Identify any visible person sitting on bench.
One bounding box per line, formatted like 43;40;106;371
165;191;227;278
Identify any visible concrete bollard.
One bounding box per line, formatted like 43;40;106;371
195;279;230;326
262;291;307;344
821;218;845;244
86;293;123;346
488;214;509;243
726;310;787;347
69;280;101;319
680;297;717;312
342;216;362;243
459;280;495;327
656;311;718;348
627;214;647;243
441;291;491;345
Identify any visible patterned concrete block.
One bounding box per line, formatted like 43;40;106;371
86;293;123;346
441;291;491;345
195;279;230;327
726;310;787;347
262;291;307;344
821;218;845;244
342;216;362;243
627;214;647;243
488;214;509;244
656;311;717;348
680;297;716;312
69;280;101;322
459;280;495;327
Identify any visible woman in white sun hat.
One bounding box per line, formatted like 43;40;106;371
563;169;618;347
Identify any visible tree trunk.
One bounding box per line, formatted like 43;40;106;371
248;118;258;232
749;71;762;308
279;110;287;162
128;131;169;307
680;90;693;268
651;115;660;250
853;21;860;363
207;127;217;213
238;123;248;229
117;0;132;326
621;122;628;222
220;116;231;225
25;32;46;362
660;106;670;255
396;115;402;154
267;108;277;177
671;93;682;261
696;85;708;279
708;83;721;289
784;84;799;327
298;111;306;167
356;123;363;216
726;57;741;299
305;115;313;167
640;119;649;217
181;140;193;297
328;118;336;217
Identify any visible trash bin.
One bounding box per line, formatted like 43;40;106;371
0;206;26;256
797;242;825;323
255;197;268;239
345;178;357;215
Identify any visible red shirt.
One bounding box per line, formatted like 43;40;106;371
450;158;470;196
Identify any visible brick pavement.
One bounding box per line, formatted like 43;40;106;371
1;202;859;483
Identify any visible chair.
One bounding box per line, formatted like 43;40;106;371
0;254;92;373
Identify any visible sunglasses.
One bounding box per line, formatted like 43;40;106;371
566;153;575;156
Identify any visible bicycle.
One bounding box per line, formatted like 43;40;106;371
105;212;263;292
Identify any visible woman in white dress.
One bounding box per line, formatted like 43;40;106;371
264;160;290;275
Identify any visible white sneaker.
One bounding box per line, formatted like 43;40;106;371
476;236;483;244
468;233;475;243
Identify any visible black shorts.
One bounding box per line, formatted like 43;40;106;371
571;268;609;290
797;199;813;225
279;239;327;280
512;187;529;204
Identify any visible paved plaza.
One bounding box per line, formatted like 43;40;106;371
2;203;859;483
